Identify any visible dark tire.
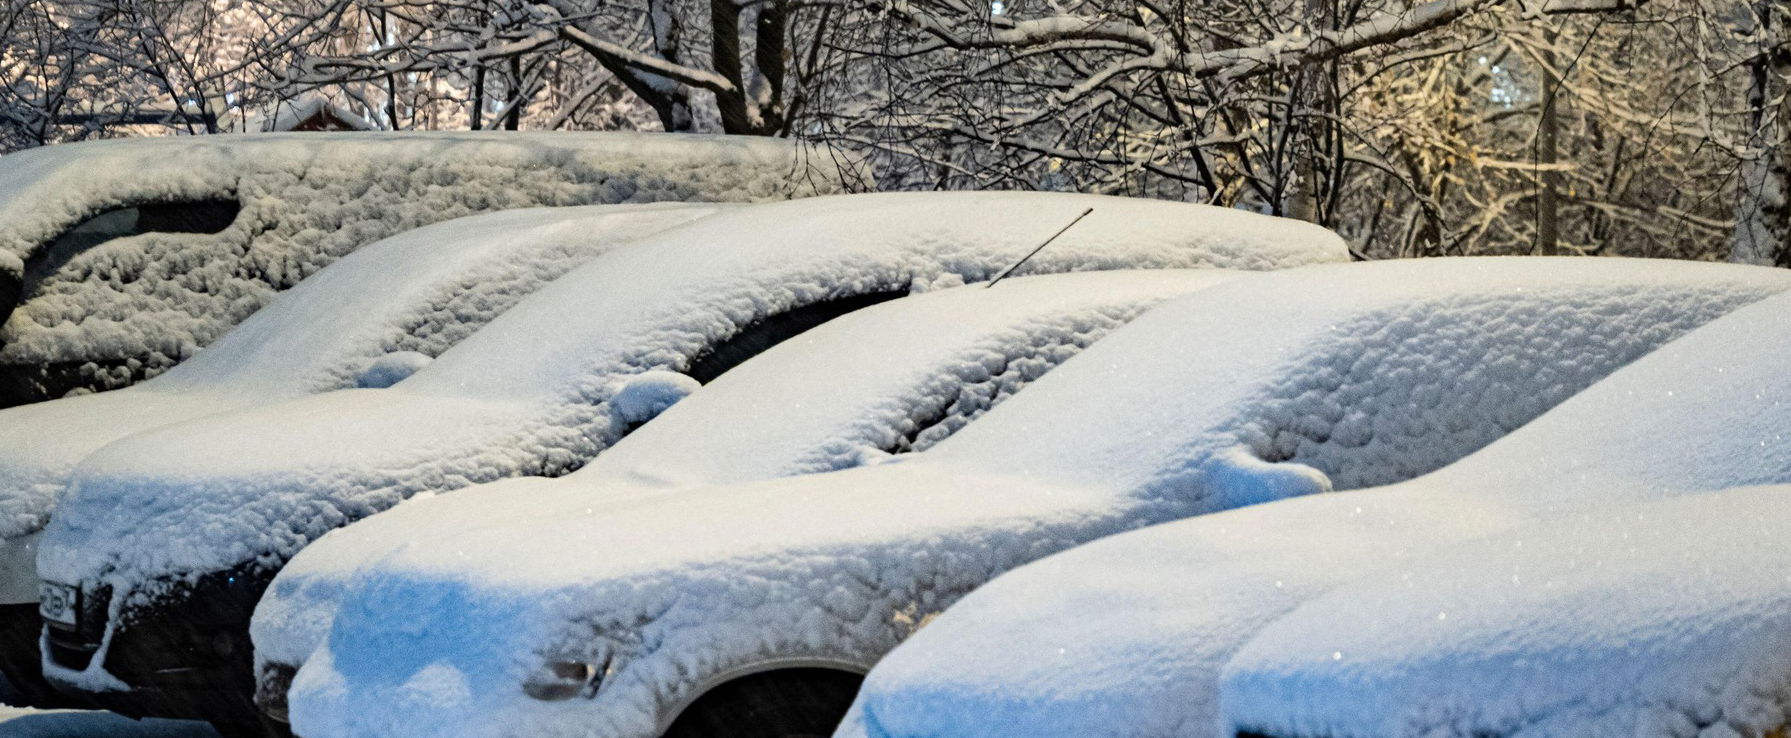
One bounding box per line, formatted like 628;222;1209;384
0;670;24;707
208;715;294;738
0;603;83;709
661;668;864;738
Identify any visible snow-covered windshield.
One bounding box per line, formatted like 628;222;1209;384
0;204;719;542
151;204;723;394
582;270;1243;489
923;257;1791;500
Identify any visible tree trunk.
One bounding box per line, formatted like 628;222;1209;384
471;67;486;130
1731;0;1791;266
1284;0;1336;224
504;57;523;130
1537;29;1561;256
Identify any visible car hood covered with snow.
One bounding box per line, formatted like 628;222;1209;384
281;257;1790;738
0;132;840;400
840;281;1791;738
37;191;1344;606
0;204;717;545
1219;484;1791;738
253;269;1245;675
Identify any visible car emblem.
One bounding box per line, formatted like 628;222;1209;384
39;581;79;628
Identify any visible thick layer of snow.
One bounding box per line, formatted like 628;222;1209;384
0;204;717;546
841;281;1791;738
253;269;1243;675
0;705;216;737
37;192;1342;659
280;257;1788;738
584;269;1248;487
0;132;841;392
1221;485;1791;738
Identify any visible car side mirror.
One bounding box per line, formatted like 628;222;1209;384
610;370;701;430
355;352;433;389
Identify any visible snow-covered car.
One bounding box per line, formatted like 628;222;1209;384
1218;484;1791;738
840;279;1791;738
33;192;1343;732
253;267;1245;724
279;257;1791;738
0;203;721;709
0;131;839;406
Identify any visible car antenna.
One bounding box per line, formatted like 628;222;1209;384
986;207;1095;288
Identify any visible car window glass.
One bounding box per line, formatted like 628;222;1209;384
22;198;241;297
683;290;908;384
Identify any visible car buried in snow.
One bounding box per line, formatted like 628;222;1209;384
838;279;1791;738
0;131;840;407
277;257;1791;738
31;191;1344;734
252;267;1245;731
0;202;723;709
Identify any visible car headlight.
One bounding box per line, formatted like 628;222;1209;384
257;662;298;723
522;655;609;701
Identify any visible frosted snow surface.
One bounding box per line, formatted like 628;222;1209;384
1221;484;1791;738
582;269;1250;486
843;275;1791;738
0;132;840;395
281;257;1787;738
0;204;718;547
38;192;1342;620
253;269;1243;675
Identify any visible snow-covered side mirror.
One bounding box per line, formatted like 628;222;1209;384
355;352;433;389
1202;446;1333;509
610;371;702;429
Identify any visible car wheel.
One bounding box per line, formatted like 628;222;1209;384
208;715;293;738
661;668;864;738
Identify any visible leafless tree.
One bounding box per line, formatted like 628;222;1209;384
0;0;355;148
2;0;1785;263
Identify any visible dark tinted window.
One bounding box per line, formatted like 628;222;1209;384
684;290;908;384
23;198;241;296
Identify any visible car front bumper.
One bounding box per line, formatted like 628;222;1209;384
41;564;274;727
